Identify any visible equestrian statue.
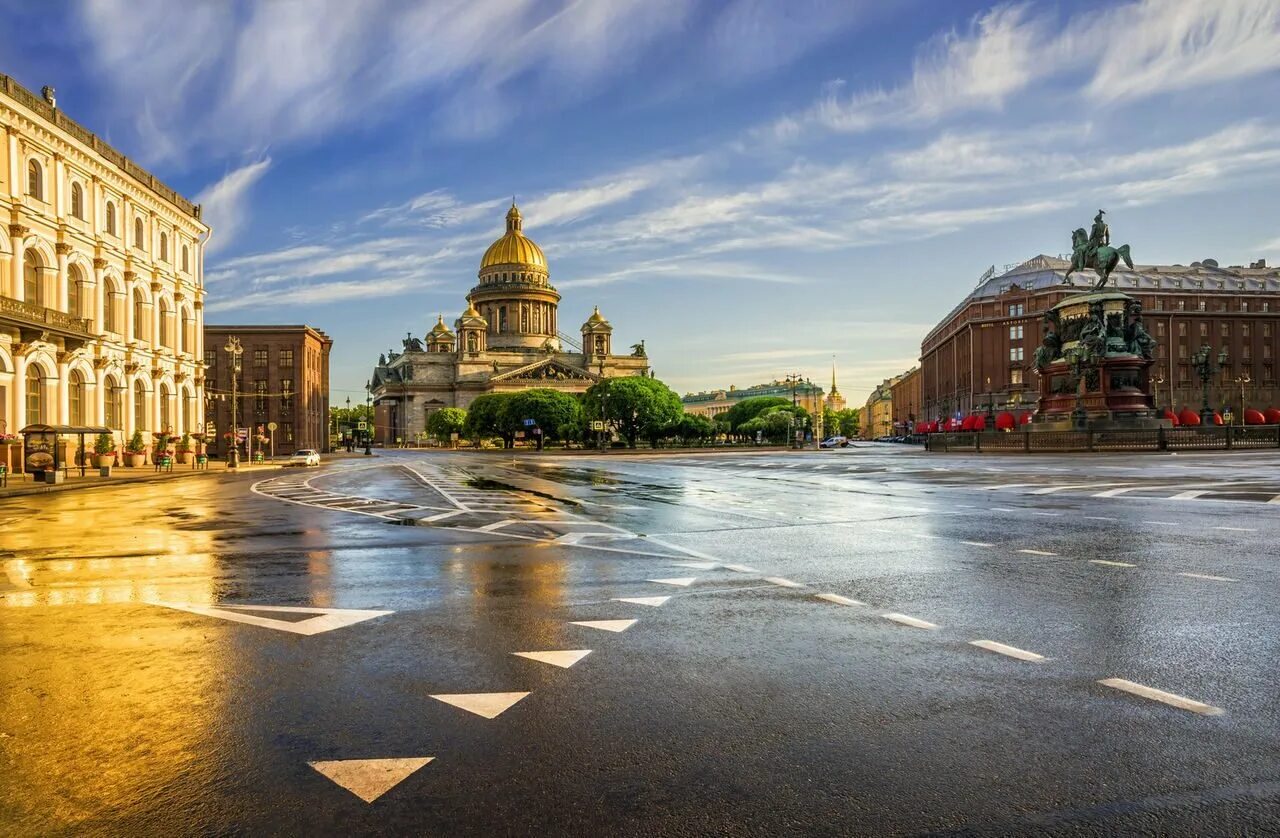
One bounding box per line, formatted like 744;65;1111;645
1065;210;1133;291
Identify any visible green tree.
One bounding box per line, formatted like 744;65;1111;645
674;413;714;445
760;408;796;443
464;393;516;447
426;407;467;445
503;389;582;448
584;376;683;448
834;408;860;437
722;396;791;433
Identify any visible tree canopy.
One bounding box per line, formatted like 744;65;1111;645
584;376;683;447
464;393;514;446
426;407;466;443
722;396;791;432
503;389;582;444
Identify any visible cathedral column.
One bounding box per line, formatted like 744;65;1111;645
55;242;71;312
8;225;27;302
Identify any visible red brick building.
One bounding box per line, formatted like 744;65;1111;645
920;256;1280;422
203;325;332;457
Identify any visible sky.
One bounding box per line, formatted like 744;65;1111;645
4;0;1280;406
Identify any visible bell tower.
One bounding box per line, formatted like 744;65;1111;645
581;306;612;364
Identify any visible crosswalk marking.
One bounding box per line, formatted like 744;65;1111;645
613;596;671;607
1089;559;1136;568
815;593;862;606
648;577;696;587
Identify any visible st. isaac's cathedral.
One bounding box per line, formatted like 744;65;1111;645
368;202;651;443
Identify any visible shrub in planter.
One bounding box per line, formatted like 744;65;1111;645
94;433;116;467
125;430;147;467
175;433;195;464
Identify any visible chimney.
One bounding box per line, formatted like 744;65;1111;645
41;85;56;108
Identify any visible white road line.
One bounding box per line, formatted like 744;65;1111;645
969;640;1045;662
991;507;1017;512
1018;549;1057;556
882;613;938;630
1083;516;1117;521
1142;521;1179;526
1031;512;1062;517
1093;486;1154;497
722;564;758;573
475;519;519;532
984;484;1037;491
1170;490;1211;500
961;541;995;547
422;509;467;522
1098;678;1223;716
815;593;862;606
912;534;943;539
1029;483;1133;495
763;577;803;588
1090;559;1136;568
1178;572;1239;582
1213;526;1256;532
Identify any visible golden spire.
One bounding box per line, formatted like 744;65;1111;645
831;357;839;395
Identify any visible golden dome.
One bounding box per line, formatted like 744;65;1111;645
461;302;481;318
586;305;608;324
428;314;454;336
479;202;548;273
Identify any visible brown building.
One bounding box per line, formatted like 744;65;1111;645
889;367;922;433
920;255;1280;422
203;325;332;457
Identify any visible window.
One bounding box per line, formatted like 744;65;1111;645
1265;345;1273;360
279;349;294;368
68;370;85;426
204;350;216;369
1156;322;1165;337
254;380;268;412
133;291;146;341
1243;324;1251;338
253;349;268;368
1009;347;1024;362
1008;304;1024;317
25;367;42;425
160;302;173;349
160;232;169;262
1153;298;1163;310
104;281;118;332
134;381;148;431
106;201;117;236
182;245;189;272
281;380;294;414
67;269;81;317
1242;302;1249;312
1178;323;1187;337
27;159;43;200
23;251;43;306
134;217;144;249
1010;369;1023;385
1264;302;1271;313
284;425;294;443
1218;302;1227;312
71;182;84;219
1009;325;1023;340
1179;344;1188;359
1265;324;1273;339
1266;364;1275;382
1221;323;1230;338
104;378;121;429
159;385;171;431
1243;344;1252;359
1179;365;1189;382
1197;301;1206;312
1177;300;1186;311
1199;323;1208;338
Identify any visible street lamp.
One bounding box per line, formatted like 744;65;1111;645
1153;371;1166;411
364;380;373;455
223;336;242;468
784;372;804;448
1232;372;1252;426
1191;343;1227;426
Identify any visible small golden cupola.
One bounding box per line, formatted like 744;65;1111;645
581;305;613;361
455;303;488;355
426;315;456;353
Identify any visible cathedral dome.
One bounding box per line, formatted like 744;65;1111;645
480;202;547;273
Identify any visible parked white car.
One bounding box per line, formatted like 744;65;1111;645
819;436;849;448
288;449;321;467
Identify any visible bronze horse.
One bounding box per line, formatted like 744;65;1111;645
1065;228;1133;291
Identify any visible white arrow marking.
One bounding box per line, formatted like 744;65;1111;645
613;596;671;607
308;757;433;803
571;619;636;633
150;602;393;636
647;577;696;587
512;650;592;669
429;692;530;719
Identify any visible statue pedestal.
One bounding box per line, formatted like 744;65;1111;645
1031;290;1170;431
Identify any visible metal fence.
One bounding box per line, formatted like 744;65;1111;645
926;425;1280;453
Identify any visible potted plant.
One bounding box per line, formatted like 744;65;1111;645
125;430;147;467
175;433;194;465
94;433;116;468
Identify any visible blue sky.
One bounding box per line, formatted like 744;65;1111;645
4;0;1280;406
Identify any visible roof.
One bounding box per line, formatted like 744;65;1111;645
480;203;548;273
204;324;332;343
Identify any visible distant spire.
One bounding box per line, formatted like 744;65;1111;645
831;356;839;395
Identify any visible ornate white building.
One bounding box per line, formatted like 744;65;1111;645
0;76;207;446
370;202;650;443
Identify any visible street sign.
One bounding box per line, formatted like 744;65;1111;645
522;418;536;427
357;420;367;431
205;422;215;435
449;432;459;440
237;428;248;442
515;431;525;439
591;420;604;431
267;422;278;432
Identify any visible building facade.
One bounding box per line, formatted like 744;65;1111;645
682;378;828;420
920;255;1280;422
889;367;922;434
0;76;208;450
368;203;650;444
861;375;900;439
203;325;332;457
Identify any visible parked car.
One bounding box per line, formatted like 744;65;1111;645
288;449;321;467
819;435;848;448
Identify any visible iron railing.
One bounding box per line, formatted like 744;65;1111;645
926;425;1280;453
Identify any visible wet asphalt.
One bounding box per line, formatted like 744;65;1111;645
2;445;1280;836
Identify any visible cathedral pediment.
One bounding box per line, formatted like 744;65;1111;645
491;358;598;383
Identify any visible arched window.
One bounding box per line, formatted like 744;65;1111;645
68;265;83;317
181;245;189;272
133;381;148;431
25;366;43;425
23;251;43;306
160;232;169;261
133;289;147;341
106;201;117;235
71;182;84;220
159;383;172;432
104;279;119;333
134;217;144;249
69;370;86;425
27;160;43;200
160;300;173;350
104;376;122;429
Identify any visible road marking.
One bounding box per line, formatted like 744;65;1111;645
763;577;803;588
722;564;758;573
1142;521;1179;526
969;640;1045;662
613;596;671;607
991;507;1017;512
1031;512;1062;517
1017;549;1057;556
1030;483;1132;495
1093;487;1149;497
648;577;696;587
571;619;636;633
670;561;718;569
1083;516;1117;521
911;533;943;539
1170;490;1211;500
149;602;394;636
422;509;467;522
1213;526;1256;532
308;757;434;803
961;541;995;547
985;483;1037;491
1178;572;1238;582
513;650;592;668
882;613;938;630
430;692;530;719
476;519;519;532
1089;559;1136;568
815;593;862;606
1098;678;1223;716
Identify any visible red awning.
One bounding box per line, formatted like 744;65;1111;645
1019;411;1033;425
1266;408;1280;425
1244;408;1267;425
995;411;1016;430
960;415;977;431
972;414;987;431
1163;409;1179;427
1178;408;1201;426
1212;411;1224;426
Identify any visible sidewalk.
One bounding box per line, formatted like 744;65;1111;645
0;461;285;499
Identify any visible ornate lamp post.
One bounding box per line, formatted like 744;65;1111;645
223;336;242;468
1191;343;1227;426
1231;372;1251;426
364;379;373;455
1153;372;1165;411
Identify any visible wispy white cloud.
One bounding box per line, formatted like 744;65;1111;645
206;275;431;313
195;158;272;254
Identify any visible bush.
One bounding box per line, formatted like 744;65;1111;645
126;430;146;454
94;433;115;455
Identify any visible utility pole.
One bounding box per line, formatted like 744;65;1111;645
364;379;373;455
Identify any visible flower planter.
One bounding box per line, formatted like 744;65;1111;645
96;454;116;469
177;452;194;465
126;453;146;468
